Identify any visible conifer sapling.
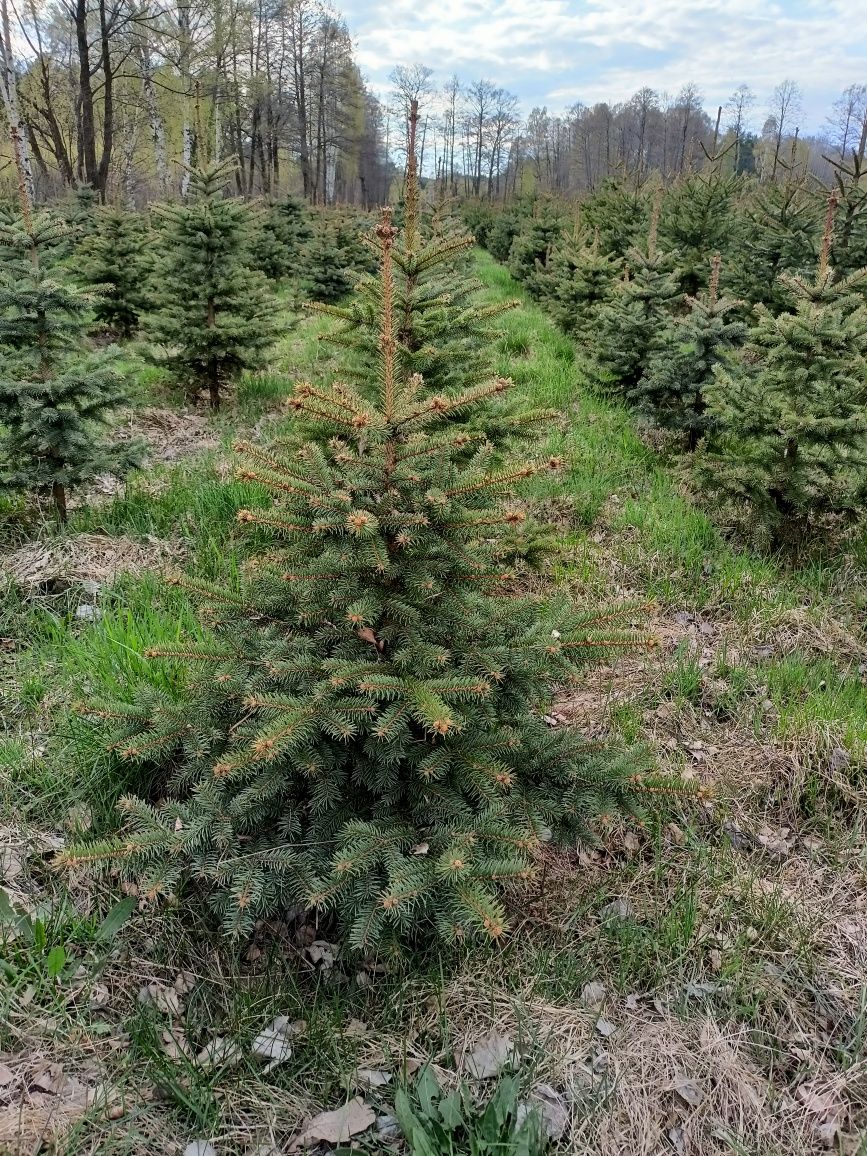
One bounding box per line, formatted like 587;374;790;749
145;161;277;410
78;205;149;337
595;202;682;391
633;254;746;449
697;197;867;532
0;209;142;521
62;206;669;951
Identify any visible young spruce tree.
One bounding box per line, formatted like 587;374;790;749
697;200;867;532
146;161;277;410
62;208;662;951
0;210;142;522
536;228;622;345
595;205;682;391
633;254;746;449
248;195;312;281
733;173;818;313
78;205;150;337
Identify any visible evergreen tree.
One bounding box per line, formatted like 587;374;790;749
0;211;142;521
145;161;278;410
302;220;356;304
507;203;564;297
461;201;496;249
535;229;622;344
660;172;740;296
697;207;867;533
62;208;665;950
632;255;747;449
78;205;149;337
732;175;818;313
595;213;682;391
486;209;522;263
825;153;867;279
579;180;649;259
248;196;311;281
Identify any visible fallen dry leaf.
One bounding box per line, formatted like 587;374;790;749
343;1018;368;1039
138;982;181;1017
252;1016;300;1072
0;839;23;882
183;1142;217;1156
0;1064;15;1088
796;1082;839;1120
174;971;197;995
463;1030;514;1079
669;1075;704;1108
195;1037;244;1070
528;1083;569;1139
599;898;634;920
594;1017;617;1038
298;1097;375;1146
305;940;339;969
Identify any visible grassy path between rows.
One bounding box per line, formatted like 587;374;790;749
1;253;866;1155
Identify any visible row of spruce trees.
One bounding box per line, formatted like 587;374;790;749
60;105;675;951
467;164;867;542
0;165;376;522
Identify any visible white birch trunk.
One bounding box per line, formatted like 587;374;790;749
0;0;35;211
140;45;169;197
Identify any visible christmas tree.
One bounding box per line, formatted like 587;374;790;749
732;175;818;313
302;219;357;304
633;255;747;449
697;202;867;533
660;172;740;296
825;153;867;280
485;208;523;262
536;228;622;345
579;180;649;259
507;202;564;298
78;205;150;338
249;195;312;281
595;208;682;391
0;210;142;522
145;161;277;410
62;208;664;950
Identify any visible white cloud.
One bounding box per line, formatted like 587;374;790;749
342;0;867;131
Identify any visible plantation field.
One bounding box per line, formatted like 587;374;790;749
2;249;867;1155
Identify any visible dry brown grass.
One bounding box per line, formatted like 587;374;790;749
0;532;183;591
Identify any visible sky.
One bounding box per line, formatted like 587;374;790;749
339;0;867;135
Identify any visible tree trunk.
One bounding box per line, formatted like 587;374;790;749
95;0;114;197
52;480;68;524
207;297;219;410
141;46;168;196
0;0;36;207
74;0;99;191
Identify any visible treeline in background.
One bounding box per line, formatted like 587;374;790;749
1;0;866;207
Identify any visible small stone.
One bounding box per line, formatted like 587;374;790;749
376;1114;402;1140
580;981;606;1009
183;1143;217;1156
599;898;634;921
